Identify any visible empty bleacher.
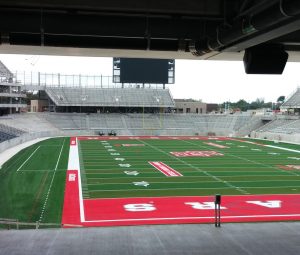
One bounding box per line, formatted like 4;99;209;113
256;119;300;134
0;123;26;143
45;87;175;108
1;112;260;137
281;87;300;109
0;113;59;133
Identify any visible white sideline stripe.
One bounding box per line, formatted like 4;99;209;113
67;137;85;222
83;214;300;223
16;146;40;172
77;137;85;223
265;145;300;154
67;144;80;170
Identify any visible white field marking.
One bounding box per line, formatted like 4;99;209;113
133;181;150;187
16;169;66;172
85;168;200;174
140;140;249;194
114;158;125;161
83;174;296;180
88;187;235;192
76;138;86;223
83;193;300;200
124;171;139;176
86;179;300;186
40;145;62;147
119;164;131;167
17;146;41;172
83;214;300;223
182;139;300;177
265;145;300;154
39;138;66;222
87;185;300;193
287;157;300;160
82;162;276;167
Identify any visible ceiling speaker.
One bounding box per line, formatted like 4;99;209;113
243;45;288;74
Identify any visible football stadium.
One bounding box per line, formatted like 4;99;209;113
1;1;300;254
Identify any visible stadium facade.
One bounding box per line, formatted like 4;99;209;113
0;61;299;151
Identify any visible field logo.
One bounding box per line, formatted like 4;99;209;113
149;162;183;177
122;144;145;147
277;165;300;170
170;151;224;157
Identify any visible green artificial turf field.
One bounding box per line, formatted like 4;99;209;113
1;136;300;226
78;138;300;199
0;137;69;225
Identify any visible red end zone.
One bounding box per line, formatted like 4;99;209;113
62;170;300;227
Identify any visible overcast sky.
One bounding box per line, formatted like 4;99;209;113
1;54;299;104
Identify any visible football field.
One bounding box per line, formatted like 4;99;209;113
1;135;300;228
62;136;300;227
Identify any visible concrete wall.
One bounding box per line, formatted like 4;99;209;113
0;131;63;154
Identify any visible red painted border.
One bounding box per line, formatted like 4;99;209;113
62;170;82;227
77;136;231;141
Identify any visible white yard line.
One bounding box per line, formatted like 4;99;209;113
265;145;300;154
16;146;40;172
183;140;300;177
141;140;249;195
39;138;66;222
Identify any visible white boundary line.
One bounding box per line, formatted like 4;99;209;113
265;145;300;154
76;137;86;223
78;137;300;224
66;137;86;222
83;193;300;200
84;214;300;223
16;146;40;172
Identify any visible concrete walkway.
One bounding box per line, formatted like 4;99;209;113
1;222;300;255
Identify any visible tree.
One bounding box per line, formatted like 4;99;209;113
235;99;248;111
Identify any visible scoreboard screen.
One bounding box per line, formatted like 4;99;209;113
113;58;174;84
